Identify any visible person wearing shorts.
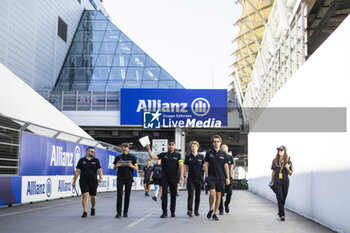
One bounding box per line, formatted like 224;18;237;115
204;135;230;221
73;147;103;218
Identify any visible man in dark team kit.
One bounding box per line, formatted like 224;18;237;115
146;140;184;218
219;144;234;215
184;141;204;217
204;135;230;221
142;159;152;196
150;159;162;201
113;143;138;218
72;147;103;218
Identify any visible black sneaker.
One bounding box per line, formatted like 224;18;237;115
212;214;219;221
81;212;87;218
115;213;121;218
280;216;285;221
225;204;230;213
145;192;147;196
207;210;213;219
194;211;200;216
123;213;128;218
152;196;157;201
219;210;224;215
90;208;95;216
160;213;168;218
187;211;193;217
171;212;176;217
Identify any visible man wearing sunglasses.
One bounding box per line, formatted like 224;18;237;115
204;135;230;221
146;139;184;218
73;147;103;218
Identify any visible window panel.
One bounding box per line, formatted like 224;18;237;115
92;20;108;30
90;31;105;42
159;70;174;81
126;67;143;81
145;56;158;66
158;81;176;88
78;20;94;31
116;42;132;54
95;54;114;66
69;42;85;54
112;54;130;67
129;54;146;67
81;11;96;21
124;81;141;88
143;67;160;81
84;42;101;54
94;11;106;20
64;55;82;67
109;68;126;80
88;81;106;91
104;30;120;41
74;30;91;42
119;33;131;42
141;81;158;88
79;54;98;67
105;81;124;91
99;42;117;54
106;21;119;31
91;67;110;81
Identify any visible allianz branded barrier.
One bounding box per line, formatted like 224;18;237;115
0;132;143;207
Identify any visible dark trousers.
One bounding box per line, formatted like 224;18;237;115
274;178;289;217
117;179;133;214
219;182;233;212
187;179;202;212
161;178;178;214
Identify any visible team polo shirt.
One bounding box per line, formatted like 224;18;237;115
76;156;101;182
271;159;293;181
113;153;137;181
204;148;228;181
143;165;153;180
152;164;162;179
158;151;183;179
184;153;204;181
224;152;234;179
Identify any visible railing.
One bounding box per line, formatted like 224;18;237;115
233;0;308;127
38;90;241;112
0;113;122;175
38;91;120;111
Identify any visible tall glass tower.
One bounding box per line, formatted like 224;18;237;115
54;10;184;91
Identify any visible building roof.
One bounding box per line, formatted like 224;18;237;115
231;0;272;92
54;10;184;91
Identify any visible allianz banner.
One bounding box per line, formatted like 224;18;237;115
19;132;119;176
120;89;227;127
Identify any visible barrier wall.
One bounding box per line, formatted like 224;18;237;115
248;16;350;233
0;132;146;207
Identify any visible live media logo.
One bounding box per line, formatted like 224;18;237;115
143;111;161;129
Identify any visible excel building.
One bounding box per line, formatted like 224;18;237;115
0;0;246;156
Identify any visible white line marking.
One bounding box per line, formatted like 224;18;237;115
127;213;152;228
0;202;73;217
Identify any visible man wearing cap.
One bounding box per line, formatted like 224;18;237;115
146;140;184;218
219;144;234;215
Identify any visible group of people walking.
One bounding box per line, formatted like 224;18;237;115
72;136;293;222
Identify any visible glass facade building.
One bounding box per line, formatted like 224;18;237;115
54;10;184;91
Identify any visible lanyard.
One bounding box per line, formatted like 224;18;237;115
279;161;284;179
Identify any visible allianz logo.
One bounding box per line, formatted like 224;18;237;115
136;98;211;116
26;178;52;197
50;145;81;168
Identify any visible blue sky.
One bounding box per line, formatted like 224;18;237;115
103;0;242;89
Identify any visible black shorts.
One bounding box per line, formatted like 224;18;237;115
79;180;98;196
206;176;224;193
144;179;151;185
153;178;162;186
